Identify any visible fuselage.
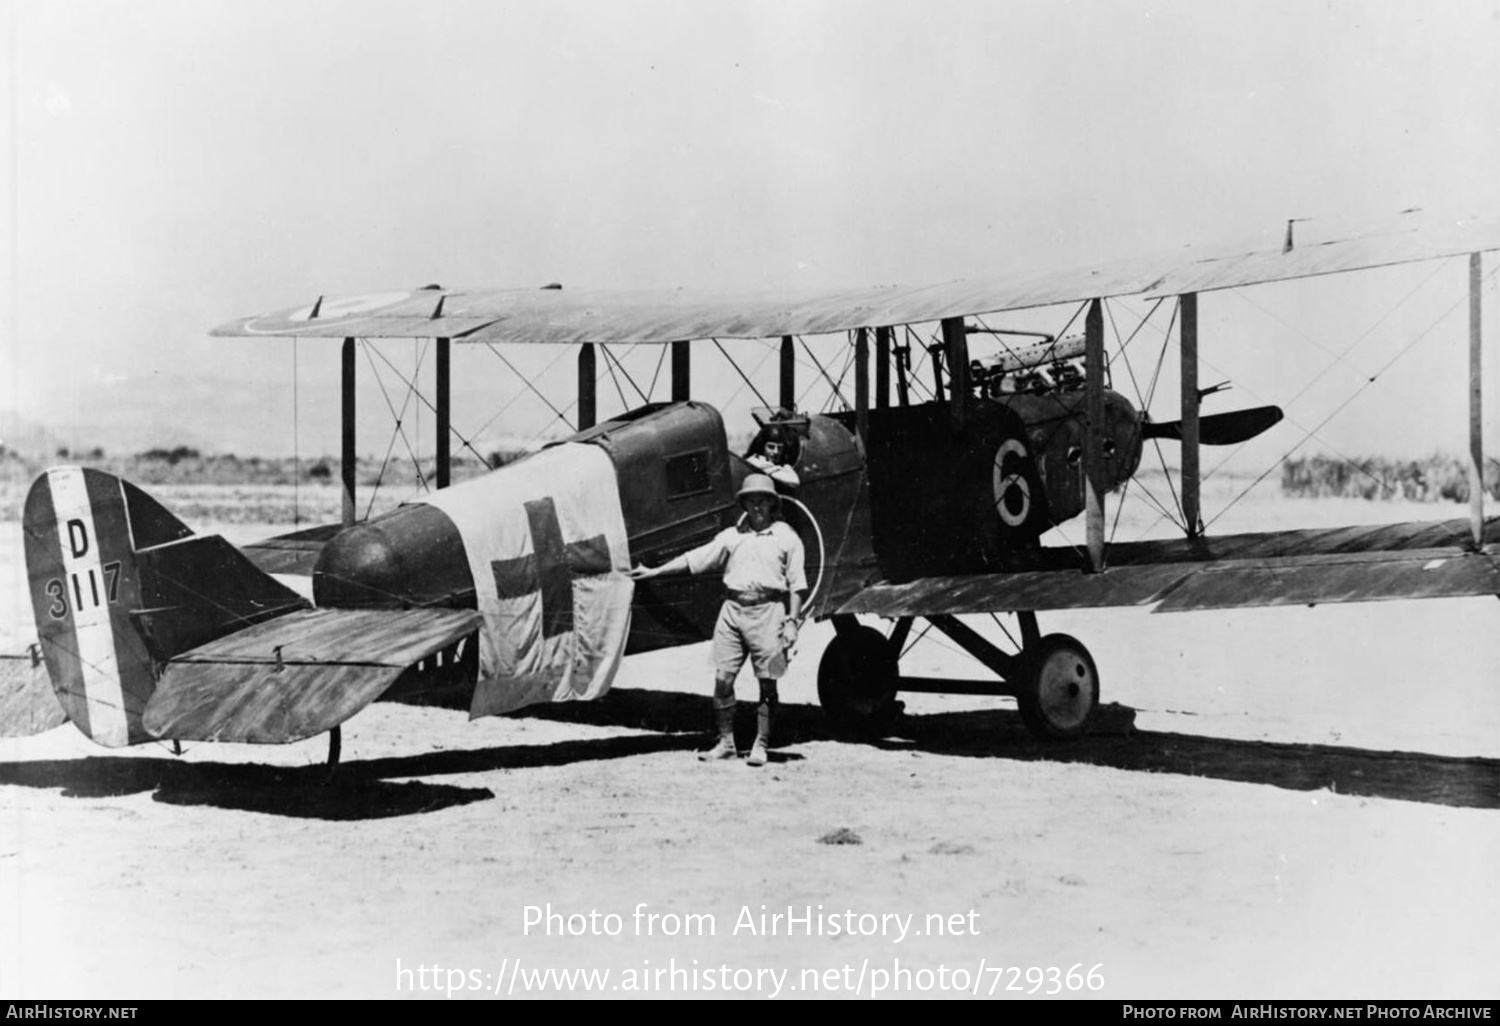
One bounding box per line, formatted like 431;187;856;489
311;391;1140;649
312;402;868;654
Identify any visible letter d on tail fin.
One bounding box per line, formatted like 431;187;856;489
23;468;157;747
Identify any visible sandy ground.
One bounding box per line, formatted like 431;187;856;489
0;488;1497;1000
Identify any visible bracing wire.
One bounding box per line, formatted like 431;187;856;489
719;339;780;410
1105;300;1183;530
468;343;575;439
1206;261;1500;531
361;340;429;517
712;338;771;408
484;344;571;424
798;336;851;410
362;341;492;467
599;344;630;411
600;343;649;406
647;343;669;400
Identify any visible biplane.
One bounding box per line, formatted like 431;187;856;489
7;211;1499;763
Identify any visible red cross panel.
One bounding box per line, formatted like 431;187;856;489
490;497;611;639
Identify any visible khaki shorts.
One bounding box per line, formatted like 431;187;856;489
712;599;787;680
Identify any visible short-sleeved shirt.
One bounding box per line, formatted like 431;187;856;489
684;521;808;595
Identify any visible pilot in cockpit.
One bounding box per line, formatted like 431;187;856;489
744;424;801;490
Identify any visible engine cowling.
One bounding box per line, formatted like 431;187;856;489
861;392;1143;579
998;390;1143;528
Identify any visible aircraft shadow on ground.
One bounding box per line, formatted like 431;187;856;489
1;689;1493;814
0;756;498;819
0;728;701;821
533;689;1500;810
883;708;1500;811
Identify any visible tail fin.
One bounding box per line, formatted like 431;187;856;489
22;467;308;747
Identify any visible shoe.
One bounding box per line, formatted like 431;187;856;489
699;736;738;761
746;738;768;766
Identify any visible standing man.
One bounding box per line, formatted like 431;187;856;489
627;474;807;766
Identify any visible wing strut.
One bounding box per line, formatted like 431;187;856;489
578;342;597;429
436;336;451;488
1180;292;1201;538
341;336;356;528
672;339;690;400
941;317;968;431
779;335;795;409
894;334;911;407
855;327;870;446
1469;252;1485;548
1084;299;1106;572
875;326;892;410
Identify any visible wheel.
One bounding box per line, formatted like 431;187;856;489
990;429;1046;546
1016;634;1098;740
817;626;901;735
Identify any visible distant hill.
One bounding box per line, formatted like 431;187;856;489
4;371;560;460
0;411;68;459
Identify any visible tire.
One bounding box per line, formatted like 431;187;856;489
1016;633;1099;740
817;626;901;736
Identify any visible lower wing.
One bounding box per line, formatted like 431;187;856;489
839;516;1500;616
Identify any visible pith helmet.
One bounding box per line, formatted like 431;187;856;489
737;474;780;502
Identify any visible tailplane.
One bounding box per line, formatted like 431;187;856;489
22;467;308;747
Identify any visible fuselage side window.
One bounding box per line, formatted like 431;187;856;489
664;449;712;499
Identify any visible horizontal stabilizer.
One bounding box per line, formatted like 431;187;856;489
240;522;344;577
143;607;481;743
0;644;68;737
1141;406;1283;445
132;534;310;659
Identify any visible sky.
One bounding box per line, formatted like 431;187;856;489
3;0;1499;465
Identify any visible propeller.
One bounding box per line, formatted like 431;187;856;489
1141;405;1284;446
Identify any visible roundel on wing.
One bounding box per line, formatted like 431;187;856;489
287;291;415;323
237;291;418;334
992;438;1032;528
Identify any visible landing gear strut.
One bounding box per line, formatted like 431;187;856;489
815;611;1100;741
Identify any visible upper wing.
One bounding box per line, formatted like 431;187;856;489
212;213;1500;344
837;516;1500;617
